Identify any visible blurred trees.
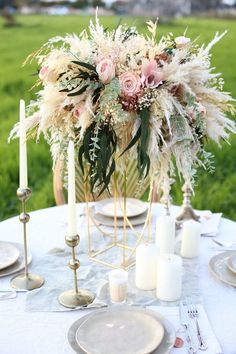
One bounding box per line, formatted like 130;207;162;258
72;0;105;8
91;0;105;7
0;0;17;26
191;0;222;12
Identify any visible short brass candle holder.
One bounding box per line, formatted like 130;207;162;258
11;188;44;290
58;234;95;308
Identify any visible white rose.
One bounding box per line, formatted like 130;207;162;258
175;36;191;49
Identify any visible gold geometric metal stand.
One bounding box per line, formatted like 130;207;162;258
11;188;44;290
85;168;154;270
58;235;95;308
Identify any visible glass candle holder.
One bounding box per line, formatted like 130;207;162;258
109;269;128;303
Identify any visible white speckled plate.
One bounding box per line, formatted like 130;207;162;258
92;210;148;227
227;252;236;274
96;198;148;218
0;242;32;278
0;242;20;270
209;251;236;287
68;306;175;354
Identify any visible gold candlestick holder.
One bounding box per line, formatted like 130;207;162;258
11;188;44;290
176;182;200;226
58;234;95;308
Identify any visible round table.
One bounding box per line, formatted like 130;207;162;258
0;203;236;354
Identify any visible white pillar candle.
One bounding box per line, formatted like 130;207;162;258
109;269;128;303
67;141;77;237
156;254;182;302
156;216;175;254
19;99;28;189
181;220;201;258
135;243;159;290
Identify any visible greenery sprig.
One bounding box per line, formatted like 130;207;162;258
78;121;117;197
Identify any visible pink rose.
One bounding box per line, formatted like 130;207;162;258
187;107;196;120
96;58;115;84
73;106;84;119
39;65;58;83
175;36;191;49
141;59;164;89
198;103;206;117
39;66;49;79
119;72;141;97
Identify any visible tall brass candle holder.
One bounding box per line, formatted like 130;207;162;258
176;182;200;226
11;188;44;290
58;234;95;308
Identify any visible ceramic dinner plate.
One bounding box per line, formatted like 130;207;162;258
76;307;164;354
92;209;148;227
0;242;32;278
68;306;176;354
0;242;20;270
96;198;148;219
227;252;236;274
209;251;236;287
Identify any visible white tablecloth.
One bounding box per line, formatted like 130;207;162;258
0;203;236;354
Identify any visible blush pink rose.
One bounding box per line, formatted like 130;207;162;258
39;66;49;78
119;72;141;96
198;103;206;117
73;106;84;119
39;65;58;83
96;58;115;84
141;59;164;89
187;107;196;120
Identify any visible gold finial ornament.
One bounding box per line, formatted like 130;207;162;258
176;182;200;226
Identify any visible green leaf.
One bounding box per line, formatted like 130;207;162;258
140;107;150;152
78;144;85;175
120;126;141;157
97;159;115;197
59;88;70;93
139;108;151;177
68;85;89;97
71;61;97;72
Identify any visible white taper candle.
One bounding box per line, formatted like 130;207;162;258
19;99;28;189
67;140;77;237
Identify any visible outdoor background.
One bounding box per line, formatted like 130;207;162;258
0;2;236;221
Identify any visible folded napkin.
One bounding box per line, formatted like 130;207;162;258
198;212;222;236
149;305;222;354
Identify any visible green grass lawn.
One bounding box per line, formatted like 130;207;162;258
0;15;236;221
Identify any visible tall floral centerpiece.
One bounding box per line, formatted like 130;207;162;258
10;17;235;200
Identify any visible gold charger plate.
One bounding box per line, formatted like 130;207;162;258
68;306;176;354
227;252;236;274
0;242;20;270
209;251;236;286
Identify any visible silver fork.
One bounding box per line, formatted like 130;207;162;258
212;239;236;248
187;300;208;351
